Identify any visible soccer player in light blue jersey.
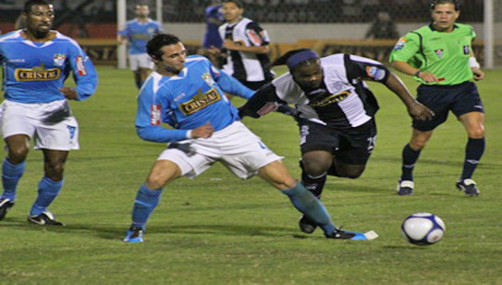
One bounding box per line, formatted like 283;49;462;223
123;33;378;243
118;4;162;89
0;0;98;225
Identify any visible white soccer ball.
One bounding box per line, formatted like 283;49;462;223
401;212;445;246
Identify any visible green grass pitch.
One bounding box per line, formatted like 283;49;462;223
1;66;501;284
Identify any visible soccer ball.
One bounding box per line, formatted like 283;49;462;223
401;212;445;246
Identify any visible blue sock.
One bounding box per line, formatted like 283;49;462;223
461;138;485;179
131;184;163;229
30;176;63;216
282;182;336;236
401;144;421;181
1;159;26;201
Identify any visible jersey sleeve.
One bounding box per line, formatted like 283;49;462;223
210;63;255;98
344;54;390;83
389;32;421;63
67;43;98;101
244;22;270;46
135;81;189;143
238;82;287;118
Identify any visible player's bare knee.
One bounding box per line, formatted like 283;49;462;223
303;160;330;177
409;140;426;151
468;128;485;139
7;147;29;163
145;175;168;190
45;163;65;181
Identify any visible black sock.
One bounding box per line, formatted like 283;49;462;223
461;138;485;179
401;144;421;181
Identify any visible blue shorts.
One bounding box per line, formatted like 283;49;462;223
413;81;484;131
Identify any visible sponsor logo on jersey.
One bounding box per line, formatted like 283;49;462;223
366;66;386;81
132;34;150;41
14;64;61;81
202;72;215;86
463;45;470;55
435;49;443;59
179;88;221;115
150;105;161;125
393;38;407;50
308;91;350;107
8;59;25;63
76;56;88;75
53;53;66;66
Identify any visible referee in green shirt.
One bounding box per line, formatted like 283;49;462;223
389;0;485;196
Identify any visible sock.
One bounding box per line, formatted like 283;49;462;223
30;176;63;216
1;159;26;201
401;144;421;181
461;138;485;180
301;171;327;199
282;182;336;236
131;184;163;229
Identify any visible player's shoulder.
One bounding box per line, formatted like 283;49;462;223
139;72;168;98
185;55;211;66
239;17;254;27
454;23;475;34
320;53;345;66
53;31;83;49
0;30;22;43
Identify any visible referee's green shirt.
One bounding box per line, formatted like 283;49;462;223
389;23;476;85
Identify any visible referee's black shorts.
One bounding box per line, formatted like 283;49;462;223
413;81;484;131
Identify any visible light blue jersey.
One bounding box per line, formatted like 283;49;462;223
118;19;162;55
0;30;98;103
135;55;255;143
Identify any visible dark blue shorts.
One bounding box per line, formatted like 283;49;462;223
298;119;377;165
413;81;484;131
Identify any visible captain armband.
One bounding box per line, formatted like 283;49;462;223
469;57;480;69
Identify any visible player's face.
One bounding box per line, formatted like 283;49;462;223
222;2;243;23
292;60;324;91
431;3;459;32
25;4;54;37
135;5;150;18
156;42;187;75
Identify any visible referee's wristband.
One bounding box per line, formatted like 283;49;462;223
414;71;422;78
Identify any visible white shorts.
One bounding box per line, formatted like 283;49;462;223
129;53;154;71
158;121;283;179
0;100;79;151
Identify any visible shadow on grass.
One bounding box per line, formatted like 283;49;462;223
0;218;310;241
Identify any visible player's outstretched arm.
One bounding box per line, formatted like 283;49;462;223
384;72;435;121
238;83;285;119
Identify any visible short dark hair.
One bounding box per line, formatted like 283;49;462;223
222;0;243;9
24;0;52;14
147;33;181;60
430;0;461;11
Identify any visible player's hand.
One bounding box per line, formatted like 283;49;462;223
223;39;239;51
417;71;439;83
59;87;78;100
472;68;484;81
207;46;221;55
191;123;214;139
408;102;434;121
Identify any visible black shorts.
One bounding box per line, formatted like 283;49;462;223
413;81;484;131
298;119;377;165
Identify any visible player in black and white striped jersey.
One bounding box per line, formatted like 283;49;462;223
209;0;297;117
239;49;434;234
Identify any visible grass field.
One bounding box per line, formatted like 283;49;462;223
1;66;501;284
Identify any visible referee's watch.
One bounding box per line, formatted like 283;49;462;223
415;71;422;78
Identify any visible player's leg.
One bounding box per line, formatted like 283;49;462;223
0;134;30;220
456;111;485;196
129;54;142;89
300;150;332;198
258;161;341;238
27;149;68;226
137;54;153;88
124;159;181;243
